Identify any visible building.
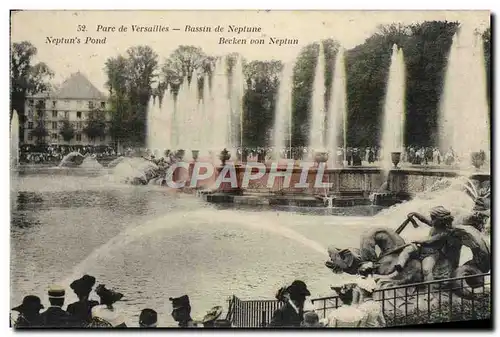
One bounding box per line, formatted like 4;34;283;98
23;72;112;146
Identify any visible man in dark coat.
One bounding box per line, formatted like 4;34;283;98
40;286;75;327
11;295;45;328
139;308;158;328
269;280;311;327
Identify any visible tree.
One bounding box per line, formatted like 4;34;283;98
242;60;283;147
104;46;159;146
10;41;54;127
59;119;75;142
29;123;48;144
161;45;214;96
83;109;107;143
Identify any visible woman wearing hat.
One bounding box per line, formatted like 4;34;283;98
354;277;386;328
11;295;44;328
89;285;126;327
201;306;223;328
67;275;99;325
269;280;311;327
322;278;366;328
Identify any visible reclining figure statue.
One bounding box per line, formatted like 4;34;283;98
325;202;490;300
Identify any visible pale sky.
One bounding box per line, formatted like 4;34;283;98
11;10;489;93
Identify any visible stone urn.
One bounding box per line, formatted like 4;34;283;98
175;149;185;161
314;151;329;166
471;151;485;169
192;150;199;162
219;148;231;166
391;152;401;168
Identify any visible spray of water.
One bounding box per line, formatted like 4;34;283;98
439;25;490;165
380;44;406;172
10;110;20;170
326;48;347;167
308;43;327;153
272;59;295;159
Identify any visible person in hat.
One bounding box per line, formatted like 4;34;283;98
269;280;311;327
354;277;386;328
321;279;366;328
67;275;99;325
139;308;157;328
169;295;197;328
201;306;223;328
405;206;462;282
90;284;126;327
40;286;75;327
11;295;44;328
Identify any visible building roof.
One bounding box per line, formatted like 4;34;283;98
50;72;107;100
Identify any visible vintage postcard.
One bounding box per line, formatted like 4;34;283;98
9;10;491;329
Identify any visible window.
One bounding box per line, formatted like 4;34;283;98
37;110;44;117
64;111;69;118
100;135;106;141
28;99;34;106
51;133;58;140
76;134;82;141
52;101;57;108
28;134;33;141
77;111;82;118
77;122;83;129
52;122;57;129
38;100;45;106
88;101;94;109
100;101;106;109
52;111;58;117
28;122;33;129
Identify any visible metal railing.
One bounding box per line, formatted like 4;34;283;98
227;273;491;327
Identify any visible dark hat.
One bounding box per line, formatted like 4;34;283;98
70;275;96;295
48;285;65;299
95;284;123;304
139;308;157;327
12;296;44;313
169;295;190;310
287;280;311;296
202;306;223;323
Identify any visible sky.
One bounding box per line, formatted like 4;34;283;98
11;10;490;93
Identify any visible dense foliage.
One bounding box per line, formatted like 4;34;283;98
59;119;75;142
103;21;491;148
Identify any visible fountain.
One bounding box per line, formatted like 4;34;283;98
10;110;20;170
308;43;327;156
380;44;406;172
272;59;295;160
230;56;245;160
326;48;347;168
212;57;232;156
439;25;490;170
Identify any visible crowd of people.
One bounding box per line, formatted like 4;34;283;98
10;275;231;329
18;142;468;167
11;276;385;329
19;145;116;165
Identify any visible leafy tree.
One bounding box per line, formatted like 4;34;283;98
104;46;159;146
83;109;107;143
11;41;53;140
59;119;75;142
242;60;283;147
29;123;48;144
